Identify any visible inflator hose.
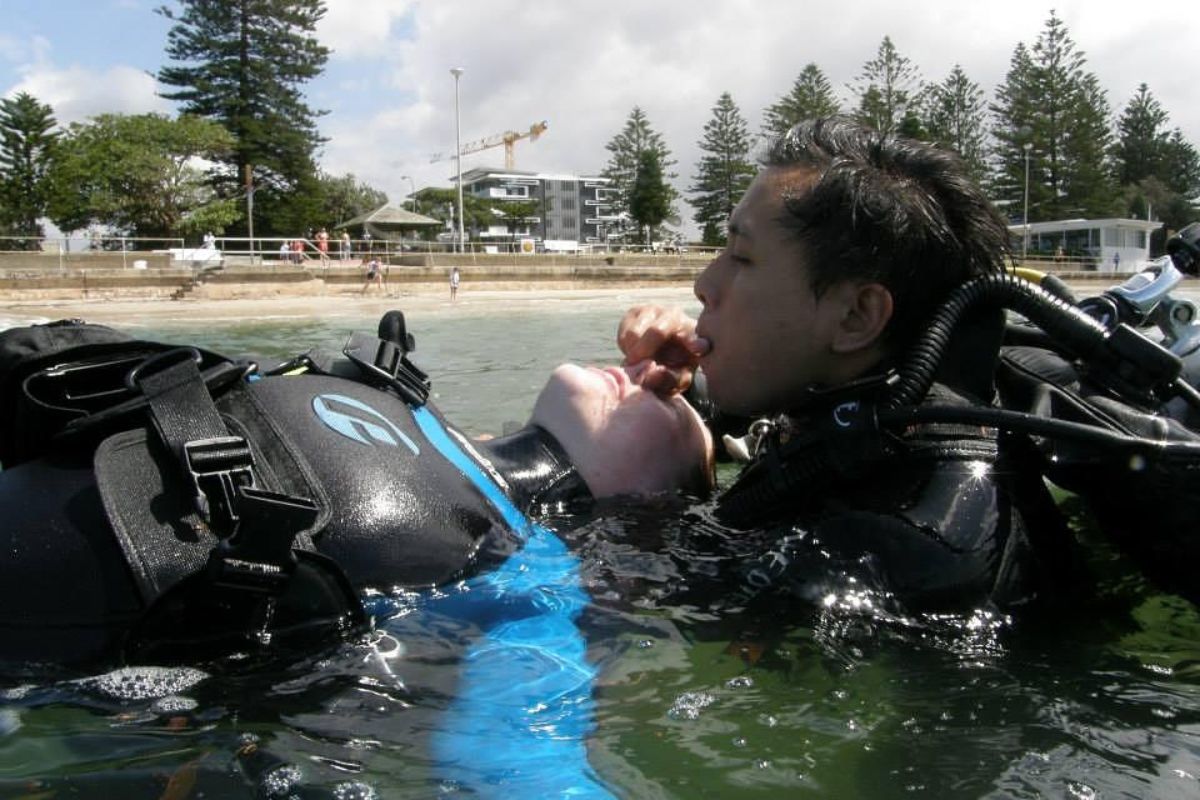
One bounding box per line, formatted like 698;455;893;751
885;271;1110;410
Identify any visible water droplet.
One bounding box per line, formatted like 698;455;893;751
151;695;198;715
260;764;302;798
668;691;715;720
726;675;753;689
332;780;379;800
1066;781;1097;799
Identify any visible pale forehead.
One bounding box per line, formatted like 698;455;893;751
730;166;817;237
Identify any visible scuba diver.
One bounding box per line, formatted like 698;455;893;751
618;115;1200;611
0;312;715;797
0;311;713;670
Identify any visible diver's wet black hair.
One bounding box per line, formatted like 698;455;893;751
764;115;1011;350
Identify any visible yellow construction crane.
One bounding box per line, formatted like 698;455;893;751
430;120;548;170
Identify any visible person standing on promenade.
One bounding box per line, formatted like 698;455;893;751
316;228;330;267
450;267;461;301
340;231;352;261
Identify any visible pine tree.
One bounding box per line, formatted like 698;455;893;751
629;149;670;247
851;36;923;136
1112;84;1169;187
1161;130;1200;199
922;65;989;185
156;0;330;235
602;106;676;242
0;92;58;245
690;92;756;246
762;63;840;139
991;11;1115;221
1111;85;1200;231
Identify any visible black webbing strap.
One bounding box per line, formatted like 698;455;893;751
133;348;252;535
132;348;321;595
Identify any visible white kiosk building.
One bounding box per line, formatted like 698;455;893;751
1010;218;1162;273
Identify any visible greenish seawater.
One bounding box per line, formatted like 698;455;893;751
2;300;1199;798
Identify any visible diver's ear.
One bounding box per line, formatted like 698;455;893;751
829;281;893;354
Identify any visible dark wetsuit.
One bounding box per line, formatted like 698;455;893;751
716;382;1071;613
688;304;1076;615
0;371;588;666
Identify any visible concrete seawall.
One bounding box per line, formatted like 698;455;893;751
0;250;1144;303
0;253;710;302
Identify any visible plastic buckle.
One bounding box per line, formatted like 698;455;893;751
183;436;255;533
206;487;319;595
343;331;431;406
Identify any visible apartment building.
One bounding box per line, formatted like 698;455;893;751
457;167;620;251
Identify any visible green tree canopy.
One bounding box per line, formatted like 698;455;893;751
156;0;330;235
991;11;1116;220
629;149;670;246
690;92;756;246
852;36;923;136
762;63;840;139
1112;83;1170;187
602;106;676;241
47;113;238;241
0;92;59;244
921;65;989;185
410;187;499;241
314;172;387;228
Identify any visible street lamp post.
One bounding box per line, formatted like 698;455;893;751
1022;142;1032;264
450;66;465;255
399;175;416;211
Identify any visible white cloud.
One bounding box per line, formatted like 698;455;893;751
11;63;166;124
309;0;1200;233
319;0;417;60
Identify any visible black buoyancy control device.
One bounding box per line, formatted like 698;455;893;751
0;310;461;666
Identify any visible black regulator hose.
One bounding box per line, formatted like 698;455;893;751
885;270;1196;411
884;271;1112;410
717;270;1197;527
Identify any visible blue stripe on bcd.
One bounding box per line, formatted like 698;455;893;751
409;406;614;798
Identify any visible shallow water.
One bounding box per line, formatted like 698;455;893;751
2;298;1200;798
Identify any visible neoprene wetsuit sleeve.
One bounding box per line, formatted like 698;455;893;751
476;425;592;510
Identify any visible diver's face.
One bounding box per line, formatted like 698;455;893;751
530;363;714;498
693;167;846;415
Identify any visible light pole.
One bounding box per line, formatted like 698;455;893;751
1022;142;1032;264
450;66;465;254
399;175;417;211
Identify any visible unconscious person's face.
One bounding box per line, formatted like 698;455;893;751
529;363;714;498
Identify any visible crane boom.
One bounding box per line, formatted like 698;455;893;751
430;120;548;170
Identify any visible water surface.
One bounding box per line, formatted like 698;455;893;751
2;295;1199;798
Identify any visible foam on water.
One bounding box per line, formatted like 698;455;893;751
71;665;209;701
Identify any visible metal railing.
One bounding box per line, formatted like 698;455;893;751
210;236;720;265
0;235;186;270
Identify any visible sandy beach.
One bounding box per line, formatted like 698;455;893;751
0;284;702;328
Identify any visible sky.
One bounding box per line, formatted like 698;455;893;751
2;0;1198;235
